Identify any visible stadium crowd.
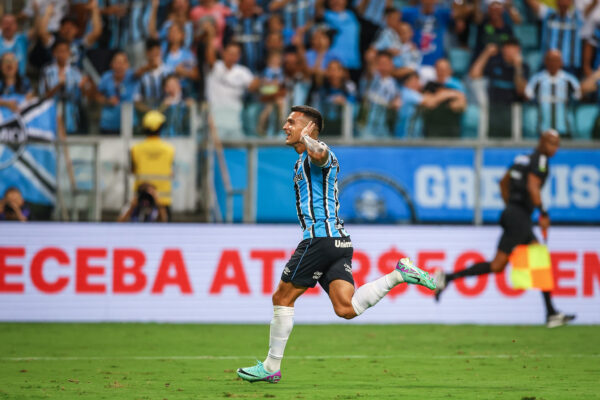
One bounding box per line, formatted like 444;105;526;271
0;0;600;140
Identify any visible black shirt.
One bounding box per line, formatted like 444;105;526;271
507;150;549;214
484;55;529;104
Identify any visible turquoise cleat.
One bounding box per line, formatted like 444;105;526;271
237;361;281;383
396;258;436;290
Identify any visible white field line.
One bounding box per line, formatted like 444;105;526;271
1;354;599;361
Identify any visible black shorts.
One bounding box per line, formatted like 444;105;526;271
497;204;538;254
281;237;354;293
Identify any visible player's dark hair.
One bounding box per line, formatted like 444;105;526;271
384;7;398;15
291;105;324;134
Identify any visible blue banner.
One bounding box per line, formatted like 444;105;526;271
217;145;600;224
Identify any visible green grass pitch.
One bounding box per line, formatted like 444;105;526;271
0;323;599;399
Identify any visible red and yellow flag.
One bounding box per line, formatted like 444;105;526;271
509;244;554;291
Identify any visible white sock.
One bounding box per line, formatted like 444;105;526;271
263;305;294;373
351;270;404;316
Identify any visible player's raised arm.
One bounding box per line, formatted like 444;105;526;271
300;121;329;167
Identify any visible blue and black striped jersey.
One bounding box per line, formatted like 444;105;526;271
293;149;349;239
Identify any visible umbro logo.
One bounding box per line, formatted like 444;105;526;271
344;263;352;274
283;267;291;275
294;173;303;183
313;271;323;280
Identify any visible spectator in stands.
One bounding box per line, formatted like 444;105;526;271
526;49;581;138
582;60;600;96
161;23;200;95
266;13;293;46
422;58;467;138
319;0;362;82
117;182;168;222
398;23;423;74
192;16;219;102
282;46;311;107
581;15;600;77
0;14;31;76
355;0;391;29
307;59;357;136
0;53;33;114
525;0;584;76
190;0;232;50
269;0;316;42
401;0;464;78
264;31;286;60
471;0;517;63
96;51;139;135
359;50;400;138
395;70;465;138
257;51;285;135
160;74;192;137
470;39;529;138
39;39;88;134
36;2;102;69
295;27;336;83
206;41;260;139
130;111;175;219
354;0;392;53
581;63;600;137
135;39;173;113
370;9;422;77
150;0;195;51
0;187;30;222
227;0;268;74
20;0;69;33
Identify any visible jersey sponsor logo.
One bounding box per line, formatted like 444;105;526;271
312;271;323;280
335;240;352;248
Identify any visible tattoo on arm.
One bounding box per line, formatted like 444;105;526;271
302;135;329;166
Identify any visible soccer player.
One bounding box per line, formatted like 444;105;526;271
433;130;575;328
236;105;436;384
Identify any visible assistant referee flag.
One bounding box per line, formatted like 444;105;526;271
510;244;555;291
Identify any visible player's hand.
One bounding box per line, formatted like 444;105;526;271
539;214;550;231
300;121;316;142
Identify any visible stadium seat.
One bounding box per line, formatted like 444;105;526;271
522;103;539;138
514;24;539;49
462;104;480;138
574;104;599;139
449;48;471;77
524;51;543;73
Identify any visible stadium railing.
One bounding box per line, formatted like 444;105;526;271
46;97;600;222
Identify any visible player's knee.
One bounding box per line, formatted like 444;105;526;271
334;305;356;320
271;291;292;306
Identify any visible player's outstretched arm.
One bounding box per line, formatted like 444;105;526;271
301;121;330;167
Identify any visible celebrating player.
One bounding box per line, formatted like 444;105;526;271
434;130;575;328
236;105;436;383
